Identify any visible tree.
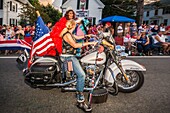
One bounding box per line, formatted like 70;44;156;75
28;0;39;6
18;0;62;26
136;0;144;26
42;4;62;24
18;4;36;26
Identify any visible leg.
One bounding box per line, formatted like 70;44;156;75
137;43;143;55
70;56;92;111
162;43;168;54
71;56;85;92
143;44;150;55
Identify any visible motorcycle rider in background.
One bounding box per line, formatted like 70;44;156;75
60;19;97;111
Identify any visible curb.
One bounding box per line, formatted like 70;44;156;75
0;56;170;59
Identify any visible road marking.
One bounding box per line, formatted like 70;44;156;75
127;56;170;58
0;56;18;58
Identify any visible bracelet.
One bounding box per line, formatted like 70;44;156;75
82;42;84;47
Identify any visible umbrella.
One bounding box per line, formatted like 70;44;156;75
101;15;135;22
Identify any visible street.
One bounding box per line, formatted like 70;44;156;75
0;57;170;113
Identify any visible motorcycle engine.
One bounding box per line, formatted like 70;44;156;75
83;64;103;87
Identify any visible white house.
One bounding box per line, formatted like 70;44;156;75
52;0;64;12
60;0;105;25
143;0;170;26
0;0;32;26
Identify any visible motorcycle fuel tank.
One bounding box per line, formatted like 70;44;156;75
80;52;106;64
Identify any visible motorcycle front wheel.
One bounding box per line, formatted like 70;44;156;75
115;70;144;93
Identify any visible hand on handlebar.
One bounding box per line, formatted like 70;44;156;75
89;41;98;46
85;34;97;38
102;39;114;50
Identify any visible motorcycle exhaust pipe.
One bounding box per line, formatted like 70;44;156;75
62;87;93;91
36;79;77;87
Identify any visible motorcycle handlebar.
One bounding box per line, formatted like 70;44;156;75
87;33;114;50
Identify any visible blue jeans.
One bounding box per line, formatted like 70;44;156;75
61;56;85;92
137;43;150;54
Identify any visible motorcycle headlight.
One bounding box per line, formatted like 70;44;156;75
115;45;125;52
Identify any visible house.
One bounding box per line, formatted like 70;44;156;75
0;0;32;26
59;0;105;25
143;0;170;26
52;0;66;12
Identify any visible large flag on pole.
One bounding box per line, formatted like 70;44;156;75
28;16;55;68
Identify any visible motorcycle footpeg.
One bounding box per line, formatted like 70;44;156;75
77;102;92;112
61;88;66;92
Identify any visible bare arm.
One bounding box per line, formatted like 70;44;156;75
11;31;15;38
72;35;84;39
63;33;96;48
36;11;40;17
144;37;150;45
137;34;141;40
155;35;163;43
21;30;25;36
73;34;91;40
16;30;25;36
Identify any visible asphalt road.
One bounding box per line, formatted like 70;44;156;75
0;57;170;113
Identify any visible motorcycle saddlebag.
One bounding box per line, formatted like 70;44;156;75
89;88;108;104
25;62;57;85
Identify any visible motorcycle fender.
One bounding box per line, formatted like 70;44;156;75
31;57;58;68
104;59;146;83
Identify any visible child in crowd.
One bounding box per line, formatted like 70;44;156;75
115;33;124;46
24;25;32;44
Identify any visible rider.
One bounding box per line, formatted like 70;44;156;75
50;7;76;55
60;19;97;111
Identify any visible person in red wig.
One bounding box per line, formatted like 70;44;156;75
50;7;76;55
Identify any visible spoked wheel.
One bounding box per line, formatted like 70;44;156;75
115;70;144;93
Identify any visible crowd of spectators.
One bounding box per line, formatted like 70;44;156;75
91;22;170;56
0;21;170;56
0;21;52;55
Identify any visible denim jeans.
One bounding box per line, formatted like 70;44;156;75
137;43;150;54
61;56;85;92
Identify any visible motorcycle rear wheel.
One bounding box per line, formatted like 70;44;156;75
115;71;144;93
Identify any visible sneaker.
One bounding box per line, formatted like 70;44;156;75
77;102;92;112
158;53;163;55
76;53;81;57
149;51;153;56
76;93;85;103
139;53;143;56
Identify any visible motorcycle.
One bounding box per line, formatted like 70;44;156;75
17;34;146;111
20;33;146;95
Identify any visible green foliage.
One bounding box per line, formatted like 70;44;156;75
18;4;36;26
18;1;62;26
42;4;62;24
28;0;39;6
101;0;137;19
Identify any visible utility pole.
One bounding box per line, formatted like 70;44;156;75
136;0;144;26
7;2;10;25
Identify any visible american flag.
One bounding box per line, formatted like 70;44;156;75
0;39;32;50
28;16;55;68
